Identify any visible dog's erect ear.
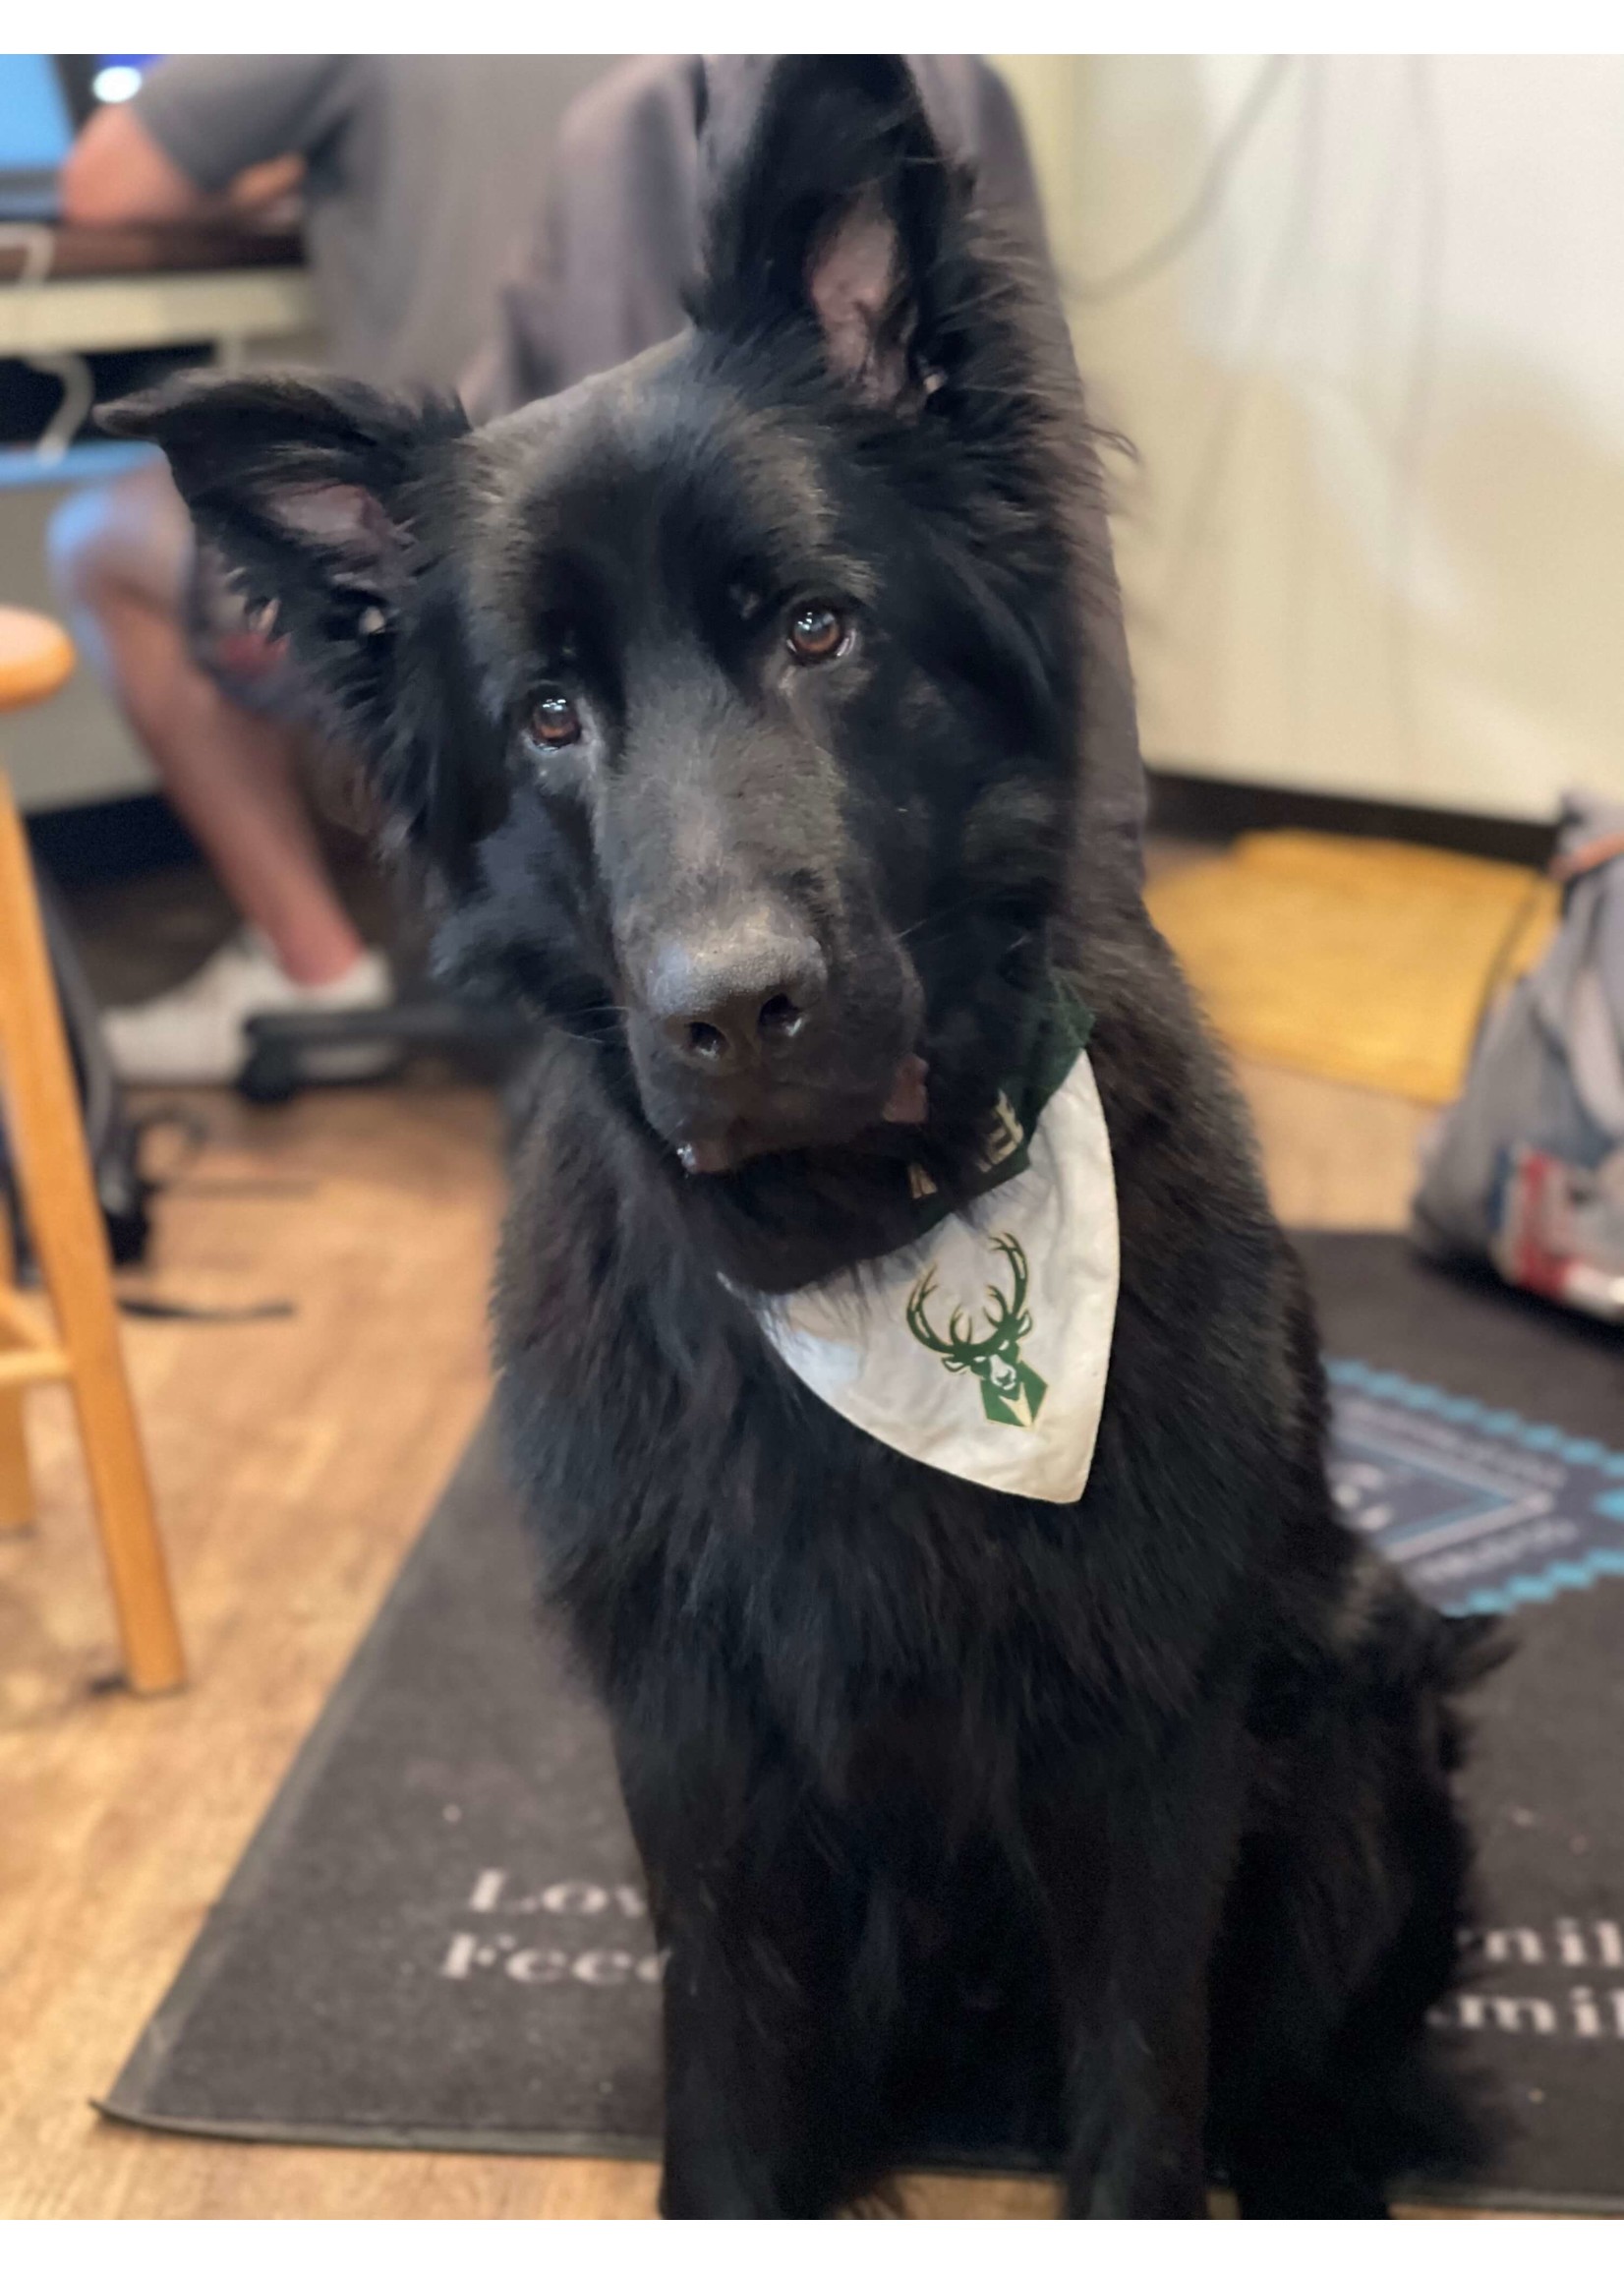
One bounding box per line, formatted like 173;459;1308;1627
692;55;961;409
99;373;495;874
98;373;468;743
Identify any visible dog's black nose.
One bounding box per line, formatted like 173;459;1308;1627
647;919;827;1071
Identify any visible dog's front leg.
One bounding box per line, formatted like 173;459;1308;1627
1029;1715;1244;2219
656;1898;870;2220
618;1740;882;2218
1059;1967;1211;2218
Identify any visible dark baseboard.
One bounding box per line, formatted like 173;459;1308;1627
26;792;201;889
1146;767;1558;871
26;775;1560;893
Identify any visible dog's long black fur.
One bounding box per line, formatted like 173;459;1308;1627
107;56;1501;2217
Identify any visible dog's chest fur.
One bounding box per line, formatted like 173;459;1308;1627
492;913;1326;1795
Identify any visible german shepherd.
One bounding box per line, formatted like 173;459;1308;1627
108;54;1497;2218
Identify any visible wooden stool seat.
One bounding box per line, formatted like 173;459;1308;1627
1;612;185;1693
0;606;76;713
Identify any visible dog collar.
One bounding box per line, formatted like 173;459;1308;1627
745;977;1119;1504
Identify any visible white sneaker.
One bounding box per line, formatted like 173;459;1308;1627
103;931;395;1086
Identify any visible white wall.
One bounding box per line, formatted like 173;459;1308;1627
997;56;1624;823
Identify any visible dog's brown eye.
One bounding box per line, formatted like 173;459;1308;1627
527;690;581;748
786;605;848;665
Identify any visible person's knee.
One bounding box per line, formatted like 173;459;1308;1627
46;462;192;622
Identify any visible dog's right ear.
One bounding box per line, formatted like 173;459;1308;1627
691;56;962;412
99;372;468;750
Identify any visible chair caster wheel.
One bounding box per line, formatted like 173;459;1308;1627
238;1044;301;1105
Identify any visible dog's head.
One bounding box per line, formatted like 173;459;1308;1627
107;57;1087;1194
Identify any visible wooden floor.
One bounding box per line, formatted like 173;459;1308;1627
0;1040;1465;2218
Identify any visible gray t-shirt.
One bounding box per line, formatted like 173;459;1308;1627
133;55;611;388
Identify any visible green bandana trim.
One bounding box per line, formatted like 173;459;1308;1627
905;970;1096;1239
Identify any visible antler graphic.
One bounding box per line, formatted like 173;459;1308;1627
982;1233;1030;1341
905;1235;1033;1370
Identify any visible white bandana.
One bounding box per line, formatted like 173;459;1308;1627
745;1004;1119;1505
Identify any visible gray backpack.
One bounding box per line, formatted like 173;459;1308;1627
1412;792;1624;1323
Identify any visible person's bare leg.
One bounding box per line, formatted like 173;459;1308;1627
48;465;365;984
85;591;363;983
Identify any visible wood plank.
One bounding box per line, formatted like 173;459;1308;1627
0;1348;71;1387
1234;1058;1438;1232
0;1281;58;1351
0;1081;502;2215
0;1206;32;1534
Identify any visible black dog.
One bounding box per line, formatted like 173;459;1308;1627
109;56;1498;2218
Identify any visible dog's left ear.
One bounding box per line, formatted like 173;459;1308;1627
692;55;961;410
98;372;468;750
100;373;496;875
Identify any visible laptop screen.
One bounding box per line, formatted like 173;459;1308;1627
0;54;76;173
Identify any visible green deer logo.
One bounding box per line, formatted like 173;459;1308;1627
904;1233;1048;1429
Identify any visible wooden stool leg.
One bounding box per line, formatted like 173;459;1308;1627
0;1203;31;1533
0;776;185;1691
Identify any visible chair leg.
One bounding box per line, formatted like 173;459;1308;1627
0;1396;29;1533
0;1204;32;1533
0;775;185;1691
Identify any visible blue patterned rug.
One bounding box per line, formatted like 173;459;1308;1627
1329;1362;1624;1616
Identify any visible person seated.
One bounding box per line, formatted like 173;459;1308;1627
49;57;602;1081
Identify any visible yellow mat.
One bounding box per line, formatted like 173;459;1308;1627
1146;831;1558;1105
